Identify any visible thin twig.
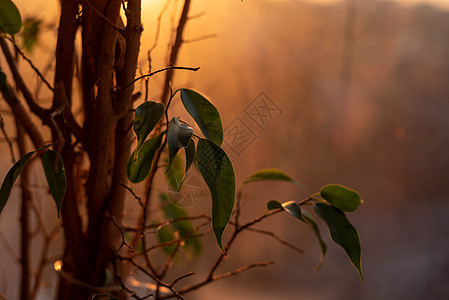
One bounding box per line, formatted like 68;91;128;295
244;227;303;253
159;261;273;299
81;0;125;32
108;213;134;253
3;36;54;92
148;0;172;54
120;258;184;299
212;261;274;281
182;34;216;44
114;261;146;300
170;272;194;288
0;230;20;262
120;181;143;207
0;113;15;163
122;66;199;91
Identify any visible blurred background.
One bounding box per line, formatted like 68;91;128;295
1;0;449;299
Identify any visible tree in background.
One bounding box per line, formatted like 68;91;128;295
0;0;364;299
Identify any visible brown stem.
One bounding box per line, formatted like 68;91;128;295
0;37;48;121
0;81;45;149
16;119;31;300
160;0;191;105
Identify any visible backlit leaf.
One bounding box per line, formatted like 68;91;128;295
0;150;35;214
167;117;193;170
133;101;164;154
314;203;363;282
0;71;11;99
157;225;177;255
267;200;327;270
127;133;163;183
320;184;361;212
160;194;202;256
0;0;22;34
165;154;184;191
243;168;302;188
266;200;283;210
185;138;195;173
21;17;41;52
281;201;306;222
42;150;66;218
180;89;223;146
302;210;327;270
196;138;235;253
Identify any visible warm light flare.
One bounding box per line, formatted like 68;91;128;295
53;260;62;272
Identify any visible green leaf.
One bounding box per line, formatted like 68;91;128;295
301;210;327;270
160;194;202;256
42;150;66;218
0;150;35;214
0;0;22;34
180;89;223;146
267;200;327;270
133;101;164;154
21;17;41;52
196;138;235;253
167;117;193;170
314;203;363;282
266;200;283;210
281;201;306;222
165;154;184;191
243;168;302;188
0;71;12;99
127;133;163;183
185;138;195;173
157;225;177;255
320;184;361;212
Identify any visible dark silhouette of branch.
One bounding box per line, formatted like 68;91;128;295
16;119;31;300
3;36;54;92
122;66;200;91
148;0;172;55
170;272;194;288
160;261;274;299
81;0;125;32
0;80;45;149
30;224;61;300
108;213;134;253
120;257;185;299
120;181;143;207
161;0;192;105
183;33;216;44
244;227;303;254
0;113;15;163
0;37;48;121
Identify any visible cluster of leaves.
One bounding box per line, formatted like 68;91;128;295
0;1;64;216
127;88;234;254
0;144;66;217
126;88;364;281
0;0;364;284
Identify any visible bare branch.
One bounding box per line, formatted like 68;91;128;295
119;181;143;207
0;113;15;163
0;37;48;121
182;34;216;44
244;227;303;254
121;66;200;92
120;257;185;299
0;229;20;262
3;36;54;92
81;0;125;32
108;213;134;253
170;272;194;288
160;261;274;299
212;261;274;281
